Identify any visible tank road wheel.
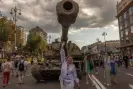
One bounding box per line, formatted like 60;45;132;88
31;67;43;82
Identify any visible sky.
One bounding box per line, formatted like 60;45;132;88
0;0;120;48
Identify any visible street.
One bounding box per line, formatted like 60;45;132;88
1;67;133;89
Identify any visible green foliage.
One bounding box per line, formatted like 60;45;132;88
0;18;9;42
0;27;9;42
0;17;15;42
26;32;46;55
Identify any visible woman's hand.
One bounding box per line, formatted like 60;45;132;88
61;42;65;48
77;83;80;89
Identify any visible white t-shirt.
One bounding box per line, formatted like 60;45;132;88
33;59;38;64
2;62;12;72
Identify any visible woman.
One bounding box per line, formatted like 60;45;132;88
110;55;118;84
59;42;80;89
86;54;95;86
104;53;111;86
84;54;88;84
2;58;12;87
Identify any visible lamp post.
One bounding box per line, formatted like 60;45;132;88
102;32;107;53
49;35;51;44
0;12;8;58
10;3;21;51
96;38;99;54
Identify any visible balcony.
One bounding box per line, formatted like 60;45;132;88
116;0;133;17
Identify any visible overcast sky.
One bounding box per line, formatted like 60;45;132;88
0;0;120;48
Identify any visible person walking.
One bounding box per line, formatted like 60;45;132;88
86;54;95;86
17;56;27;84
84;54;89;84
104;53;111;86
26;56;31;76
93;56;99;74
129;55;132;67
123;55;129;68
59;42;80;89
110;55;118;84
2;58;12;87
14;56;19;77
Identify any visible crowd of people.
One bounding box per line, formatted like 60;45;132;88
0;55;39;87
84;53;133;87
0;44;133;89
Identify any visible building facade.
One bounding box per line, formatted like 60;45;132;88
20;28;26;46
116;0;133;55
30;26;47;42
81;40;120;55
16;26;27;47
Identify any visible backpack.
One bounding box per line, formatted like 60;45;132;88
18;61;25;71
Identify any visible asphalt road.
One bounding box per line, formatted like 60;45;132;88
0;67;133;89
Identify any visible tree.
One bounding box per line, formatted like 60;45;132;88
0;17;16;42
26;32;46;55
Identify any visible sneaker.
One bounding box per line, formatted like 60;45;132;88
114;81;118;84
86;81;88;85
92;84;95;87
2;85;5;87
107;84;111;86
95;72;98;74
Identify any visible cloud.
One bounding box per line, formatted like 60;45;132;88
0;0;118;33
0;0;119;48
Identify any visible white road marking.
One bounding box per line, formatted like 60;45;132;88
92;75;106;89
129;84;133;89
89;75;101;89
86;74;89;84
126;73;133;77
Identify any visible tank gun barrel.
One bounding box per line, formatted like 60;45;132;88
56;0;79;55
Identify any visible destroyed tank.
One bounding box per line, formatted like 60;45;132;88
31;41;84;82
31;0;82;82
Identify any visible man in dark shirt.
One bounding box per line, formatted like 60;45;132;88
123;55;129;68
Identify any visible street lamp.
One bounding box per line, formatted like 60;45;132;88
96;38;99;54
49;35;51;44
10;3;21;51
102;32;107;53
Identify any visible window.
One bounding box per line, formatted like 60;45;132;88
124;11;127;19
126;36;130;44
129;6;133;15
124;20;128;27
119;22;123;30
130;16;133;24
119;23;122;30
131;25;133;42
125;29;128;36
119;16;123;22
126;39;130;44
131;34;133;41
131;25;133;33
120;31;124;38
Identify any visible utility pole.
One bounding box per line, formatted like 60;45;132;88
102;32;107;54
96;38;99;54
10;1;21;51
